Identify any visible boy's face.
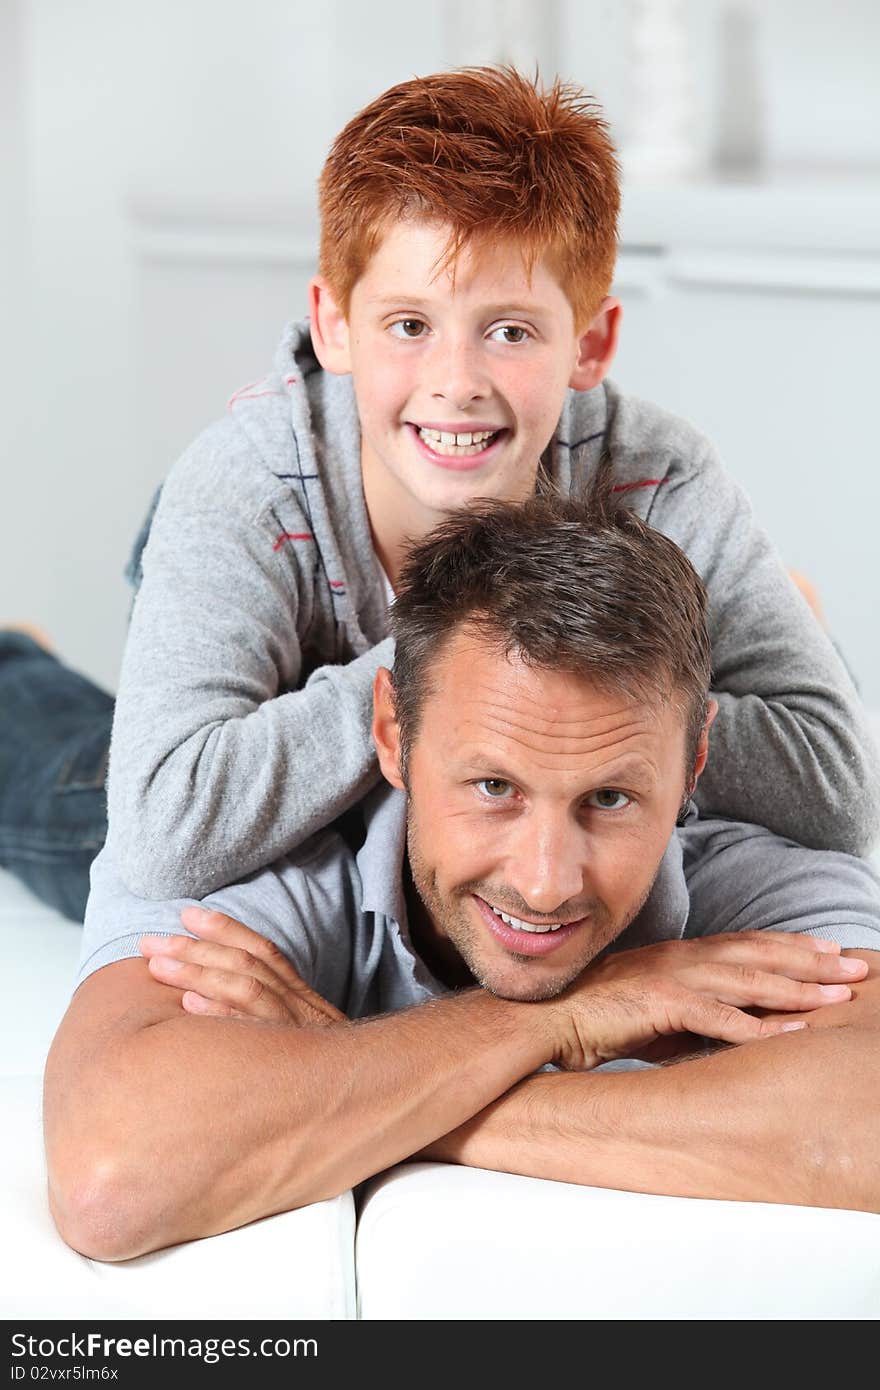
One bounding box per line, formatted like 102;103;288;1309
311;219;619;553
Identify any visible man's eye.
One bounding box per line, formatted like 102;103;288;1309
586;789;631;810
476;779;514;799
390;318;428;338
489;325;530;344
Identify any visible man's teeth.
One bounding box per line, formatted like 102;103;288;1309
490;905;563;934
418;426;498;456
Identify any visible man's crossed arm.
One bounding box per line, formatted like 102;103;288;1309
44;911;879;1263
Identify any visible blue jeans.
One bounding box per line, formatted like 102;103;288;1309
0;489;160;921
0;632;113;921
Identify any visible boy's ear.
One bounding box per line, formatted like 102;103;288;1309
689;698;719;789
372;667;406;791
308;276;352;375
569;296;622;392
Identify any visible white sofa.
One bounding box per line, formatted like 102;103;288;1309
3;821;880;1321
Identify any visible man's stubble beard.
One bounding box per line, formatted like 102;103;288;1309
404;803;652;1003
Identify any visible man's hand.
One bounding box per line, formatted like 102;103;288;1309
139;908;345;1026
546;932;867;1070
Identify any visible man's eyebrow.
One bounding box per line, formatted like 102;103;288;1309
455;754;660;788
585;755;661;787
455;757;522;783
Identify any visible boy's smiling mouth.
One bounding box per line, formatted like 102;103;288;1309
408;421;507;465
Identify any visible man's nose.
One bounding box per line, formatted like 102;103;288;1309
504;814;586;918
429;338;490;409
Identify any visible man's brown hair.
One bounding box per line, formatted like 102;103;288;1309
318;66;620;328
389;474;711;782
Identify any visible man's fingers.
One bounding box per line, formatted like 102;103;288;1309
680;963;853;1012
181;991;241;1019
146;954;290;1022
182;911;347;1022
734;931;841;954
142;935;343;1025
177;908;343;1007
142;933;279;986
680;934;867;984
669;991;807;1047
178;990;334;1025
576;986;808;1068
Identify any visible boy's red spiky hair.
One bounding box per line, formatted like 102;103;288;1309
318;66;620;328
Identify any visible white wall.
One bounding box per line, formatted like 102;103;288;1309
2;0;879;699
1;0;33;659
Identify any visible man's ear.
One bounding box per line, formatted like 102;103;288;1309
689;698;719;789
308;276;352;376
372;667;406;790
568;296;622;392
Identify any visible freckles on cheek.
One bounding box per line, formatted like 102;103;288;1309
515;383;568;438
500;370;544;412
354;336;397;380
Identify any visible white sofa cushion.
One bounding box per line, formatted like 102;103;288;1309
0;870;82;1079
0;1074;357;1319
0;870;357;1319
356;1162;880;1320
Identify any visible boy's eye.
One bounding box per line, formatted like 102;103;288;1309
489;325;530;344
476;779;515;800
390;318;428;338
586;789;631;811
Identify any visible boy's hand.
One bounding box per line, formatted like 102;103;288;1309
546;931;866;1071
139;908;346;1026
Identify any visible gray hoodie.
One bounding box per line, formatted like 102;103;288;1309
107;321;880;898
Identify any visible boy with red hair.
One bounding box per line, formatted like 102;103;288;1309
1;67;877;917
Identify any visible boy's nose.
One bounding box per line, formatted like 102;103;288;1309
429;342;490;408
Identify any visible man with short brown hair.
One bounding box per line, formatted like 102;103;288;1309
45;491;880;1261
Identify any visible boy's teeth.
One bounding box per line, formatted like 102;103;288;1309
490;905;561;934
417;426;497;456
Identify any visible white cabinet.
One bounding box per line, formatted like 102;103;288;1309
612;183;880;702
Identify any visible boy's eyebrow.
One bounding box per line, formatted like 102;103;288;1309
366;295;554;320
365;295;434;308
479;303;553;321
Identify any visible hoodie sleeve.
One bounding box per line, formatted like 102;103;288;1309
106;423;391;900
647;444;880;856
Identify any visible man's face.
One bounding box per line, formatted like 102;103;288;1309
395;631;694;1002
340;218;604;536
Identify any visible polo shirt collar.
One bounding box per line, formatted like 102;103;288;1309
356;782;409;927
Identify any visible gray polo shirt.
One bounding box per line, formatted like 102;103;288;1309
77;784;880;1011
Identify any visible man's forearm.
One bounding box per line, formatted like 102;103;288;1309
424;1017;880;1213
45;973;551;1261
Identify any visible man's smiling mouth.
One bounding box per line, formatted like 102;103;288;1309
487;904;566;934
472;895;586;958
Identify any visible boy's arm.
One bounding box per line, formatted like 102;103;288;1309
424;951;880;1215
649;447;880;855
107;426;391;901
